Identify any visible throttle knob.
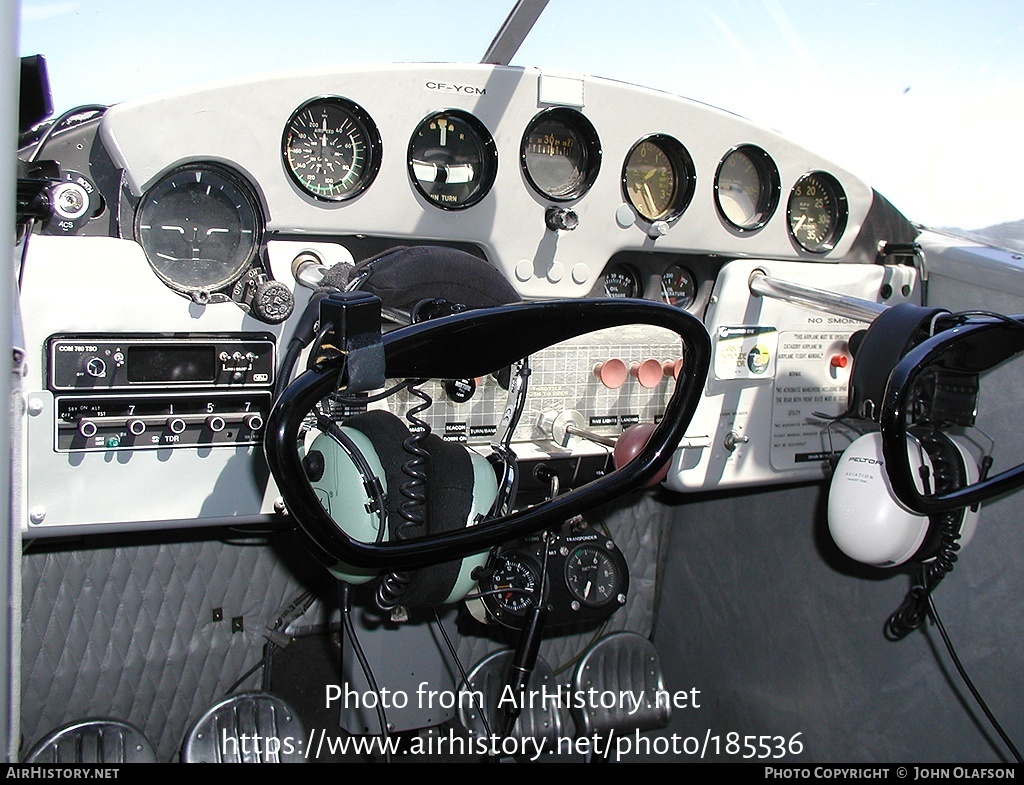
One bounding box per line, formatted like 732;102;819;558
612;422;671;487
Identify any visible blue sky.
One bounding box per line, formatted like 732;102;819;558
18;0;1024;230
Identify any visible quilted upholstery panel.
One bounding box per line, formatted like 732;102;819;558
21;490;669;758
21;532;326;762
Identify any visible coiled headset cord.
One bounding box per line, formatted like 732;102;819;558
375;382;432;613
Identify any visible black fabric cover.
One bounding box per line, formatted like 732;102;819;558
402;433;475;605
344;410;412;540
343;410;475;606
846;302;948;420
349;245;520;312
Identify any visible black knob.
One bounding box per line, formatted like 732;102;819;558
244;414;264;432
251;280;294;324
545;207;579;232
444;377;476;403
302;449;326;482
205;416;226;433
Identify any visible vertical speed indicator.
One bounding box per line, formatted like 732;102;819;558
282;97;382;202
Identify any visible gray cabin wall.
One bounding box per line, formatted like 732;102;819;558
652;258;1024;763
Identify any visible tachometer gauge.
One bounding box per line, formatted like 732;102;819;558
521;108;601;201
787;171;848;253
565;545;622;608
660;264;696;308
603;265;641;298
134;163;262;295
408;109;497;209
622;134;695;223
282;96;381;202
714;145;780;231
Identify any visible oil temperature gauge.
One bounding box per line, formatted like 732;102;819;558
660;264;696;308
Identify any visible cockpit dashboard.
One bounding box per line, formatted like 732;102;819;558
19;62;920;537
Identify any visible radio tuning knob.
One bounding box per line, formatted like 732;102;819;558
127;418;146;436
84;357;106;378
78;419;97;438
166;417;186;435
206;415;226;433
244;414;264;432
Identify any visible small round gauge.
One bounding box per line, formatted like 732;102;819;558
787;171;849;253
408;109;497;209
521;108;601;201
282;96;381;201
603;265;642;298
489;555;538;614
714;145;780;231
622;134;695;223
565;545;621;608
134;163;262;294
660;264;696;308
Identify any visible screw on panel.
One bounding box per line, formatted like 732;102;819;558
232;616;244;633
211;608;223;622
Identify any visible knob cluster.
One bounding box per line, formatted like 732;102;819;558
593;357;684;389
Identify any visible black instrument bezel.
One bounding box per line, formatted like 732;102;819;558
621;133;696;224
281;95;383;203
713;144;781;233
520;107;602;202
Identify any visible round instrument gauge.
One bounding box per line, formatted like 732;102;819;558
622;134;695;223
521;108;601;201
565;545;622;608
660;264;696;308
134;163;262;295
714;145;780;231
408;109;497;210
489;554;538;614
603;265;642;298
282;96;381;201
787;171;849;253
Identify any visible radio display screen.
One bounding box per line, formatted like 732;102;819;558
127;345;216;383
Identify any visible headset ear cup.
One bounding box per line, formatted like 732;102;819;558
343;410;417;536
400;434;476;606
910;428;979;564
343;410;478;608
828;432;932;566
828;430;978;568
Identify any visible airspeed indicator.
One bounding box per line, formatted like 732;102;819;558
283;97;382;202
